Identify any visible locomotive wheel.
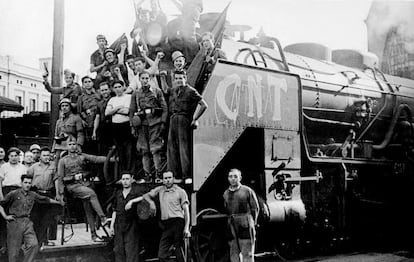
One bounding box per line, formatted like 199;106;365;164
192;209;229;262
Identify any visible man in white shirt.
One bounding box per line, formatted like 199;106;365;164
0;147;27;252
0;147;27;199
105;80;133;172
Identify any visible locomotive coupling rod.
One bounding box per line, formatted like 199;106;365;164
284;172;322;183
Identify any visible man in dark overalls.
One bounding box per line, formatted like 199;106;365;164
0;174;61;262
130;71;168;182
109;172;146;262
165;70;207;183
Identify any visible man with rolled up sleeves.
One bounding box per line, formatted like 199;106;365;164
0;174;61;262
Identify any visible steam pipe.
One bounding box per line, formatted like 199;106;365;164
234;48;258;66
372;104;413;150
303;112;356;127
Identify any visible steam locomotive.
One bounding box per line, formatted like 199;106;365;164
188;37;414;261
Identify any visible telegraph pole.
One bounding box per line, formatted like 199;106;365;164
49;0;64;145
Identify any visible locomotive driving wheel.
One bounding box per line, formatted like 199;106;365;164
192;209;229;262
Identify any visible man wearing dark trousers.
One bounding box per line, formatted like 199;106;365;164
27;147;61;247
127;171;190;262
130;71;168;182
162;70;207;184
110;172;146;262
0;174;61;262
57;136;108;242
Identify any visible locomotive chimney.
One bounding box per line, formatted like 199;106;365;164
284;43;332;61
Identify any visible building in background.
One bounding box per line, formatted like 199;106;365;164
366;1;414;79
0;55;51;117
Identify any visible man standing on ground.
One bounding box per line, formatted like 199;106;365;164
27;147;61;247
126;171;190;262
0;174;62;262
109;172;145;262
0;147;27;253
0;147;27;200
223;169;259;262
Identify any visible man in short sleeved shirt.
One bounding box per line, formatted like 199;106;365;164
143;171;190;262
0;174;60;262
27;147;61;246
166;70;207;182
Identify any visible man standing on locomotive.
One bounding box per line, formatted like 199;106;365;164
164;70;207;184
130;71;168;182
53;98;85;162
223;169;259;262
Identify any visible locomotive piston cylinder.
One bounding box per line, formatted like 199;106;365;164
267;200;306;223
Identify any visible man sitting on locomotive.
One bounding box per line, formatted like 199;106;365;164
56;136;109;242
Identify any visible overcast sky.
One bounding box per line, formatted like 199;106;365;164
0;0;373;76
